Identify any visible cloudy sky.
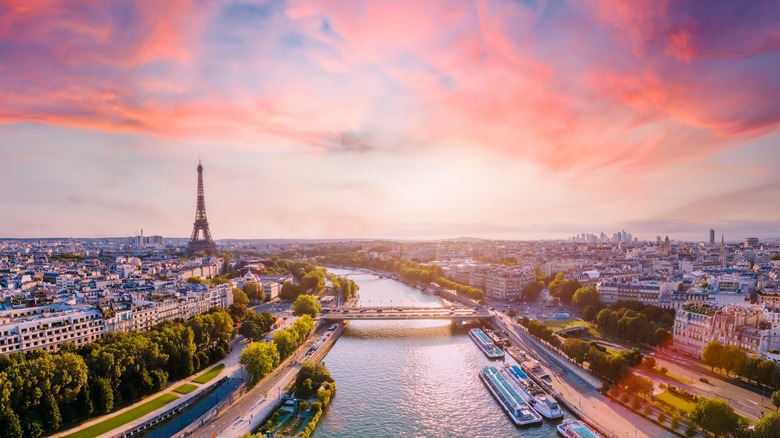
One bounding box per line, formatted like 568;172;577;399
1;0;779;241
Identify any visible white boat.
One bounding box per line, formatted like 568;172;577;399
557;419;602;438
479;366;542;426
469;328;505;359
502;365;564;420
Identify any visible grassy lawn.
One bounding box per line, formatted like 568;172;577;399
173;383;198;394
664;371;694;385
64;393;179;438
655;390;696;413
193;364;225;384
543;318;589;331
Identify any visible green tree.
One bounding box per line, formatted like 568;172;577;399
293;295;322;317
582;305;597;322
722;345;746;377
643;355;657;370
232;287;250;307
692;397;740;436
670;417;679;431
280;281;300;300
702;340;724;371
572;286;600;310
506;309;517;317
229;303;249;322
290;315;315;341
521;281;544;301
299;271;325;294
91;376;114;414
240;342;280;385
754;411;780;437
273;330;297;359
242;282;266;302
771;390;780;411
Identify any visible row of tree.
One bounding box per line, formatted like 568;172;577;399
559;338;636;383
703;340;780;390
328;275;359;301
547;272;582;303
518;317;563;349
0;307;235;437
238;311;277;341
296;362;335;438
240;315;315;385
593;306;673;346
315;253;485;302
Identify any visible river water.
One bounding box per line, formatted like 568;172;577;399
314;269;571;438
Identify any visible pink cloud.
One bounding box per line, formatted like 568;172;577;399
0;0;778;179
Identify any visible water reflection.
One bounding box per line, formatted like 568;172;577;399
315;269;568;437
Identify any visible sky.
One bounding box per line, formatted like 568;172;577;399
1;0;779;241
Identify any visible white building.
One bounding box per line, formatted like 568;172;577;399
597;280;676;306
0;304;105;354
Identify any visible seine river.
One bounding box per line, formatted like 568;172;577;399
314;269;571;438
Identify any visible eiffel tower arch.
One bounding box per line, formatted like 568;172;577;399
186;160;219;256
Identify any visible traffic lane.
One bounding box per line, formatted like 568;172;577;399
651;350;765;420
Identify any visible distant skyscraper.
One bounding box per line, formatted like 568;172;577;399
186;160;219;256
709;229;715;245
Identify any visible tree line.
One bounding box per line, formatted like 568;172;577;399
560;337;642;384
0;307;235;438
592;301;673;347
518;317;562;349
239;315;315;385
703;340;780;390
316;252;485;302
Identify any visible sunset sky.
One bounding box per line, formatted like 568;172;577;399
1;0;779;241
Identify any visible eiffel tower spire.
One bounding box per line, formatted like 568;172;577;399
187;160;219;256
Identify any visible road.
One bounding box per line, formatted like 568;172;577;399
491;312;676;438
651;348;771;421
191;322;345;438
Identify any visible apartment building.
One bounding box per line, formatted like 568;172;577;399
0;304;104;354
673;304;780;357
596;280;675;306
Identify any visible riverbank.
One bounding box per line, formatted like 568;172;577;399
491;313;677;437
189;320;348;438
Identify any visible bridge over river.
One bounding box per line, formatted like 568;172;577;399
320;306;492;321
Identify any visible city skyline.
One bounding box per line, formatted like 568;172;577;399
1;1;779;241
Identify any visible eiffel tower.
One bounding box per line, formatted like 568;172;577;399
186;160;219;256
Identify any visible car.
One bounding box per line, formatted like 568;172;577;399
489;307;496;311
699;377;710;384
342;309;350;313
448;311;455;315
359;309;366;313
397;308;404;311
377;309;383;312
